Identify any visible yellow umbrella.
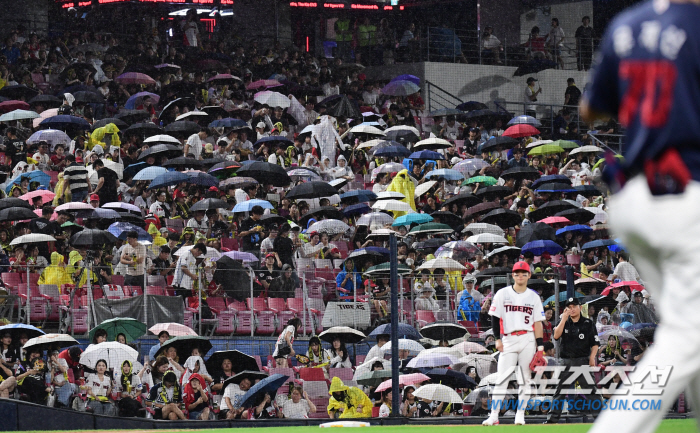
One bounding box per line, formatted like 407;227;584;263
528;144;564;156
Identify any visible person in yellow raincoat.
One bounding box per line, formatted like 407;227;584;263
327;377;373;418
147;224;167;256
52;172;71;205
38;252;74;291
67;250;97;287
89;123;121;151
386;169;415;217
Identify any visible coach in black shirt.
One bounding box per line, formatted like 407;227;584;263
545;297;601;423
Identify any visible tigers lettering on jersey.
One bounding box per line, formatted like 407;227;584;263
488;286;545;335
504;305;534;314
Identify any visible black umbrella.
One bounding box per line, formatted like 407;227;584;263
162;157;203;169
528;200;578;221
222;370;269;392
189;198;228;212
165;120;201;137
28;94;62;108
574;185;604;197
500;166;541;182
138;144;182;160
531;175;572;189
513;58;558;77
321;95;361;119
0;198;33;210
161;81;199;97
420;322;469;341
220;177;258;190
201;106;229;120
260;213;287;227
124;122;163;138
116;212;146;228
319;326;366;344
479;136;518;153
91;118;129;130
465;202;500;218
158;97;197;120
286;181;339;200
298;206;344;227
456;101;488;111
535;182;577;193
429;211;463;229
426;368;477;389
555;208;596;224
205;350;260;374
474;186;513;200
115;110;151;124
443;193;481;208
73;91;105;104
413;238;449;253
386;129;420;143
0;207;39;222
59;63;96;80
475;267;511;282
156;336;212;358
213;256;250;300
208;161;242;178
480;208;522;229
236;162;291;187
0;85;38;100
515;222;557;247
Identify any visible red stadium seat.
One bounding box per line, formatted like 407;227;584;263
299;368;325;382
275;311;297;333
415;310;436;329
111;274;125;286
234;311;255;335
303;380;328;398
329;368;353;382
227;299;248;311
255;311;277;336
267;298;286;313
246;297;267;313
206;297;227;314
287;298;304;314
213;310;236;336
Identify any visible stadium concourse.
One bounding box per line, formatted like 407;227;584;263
0;8;675;428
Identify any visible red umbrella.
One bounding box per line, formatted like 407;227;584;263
537;216;571;225
115;72;156;85
246;79;282;90
503;124;540;138
600;281;644;296
0;100;30;113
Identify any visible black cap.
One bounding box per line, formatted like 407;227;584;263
565;297;580;307
527;77;538;84
633;291;643;297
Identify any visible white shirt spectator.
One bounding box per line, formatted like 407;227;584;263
322;82;340;97
614;261;641;282
268;153;285;168
483;34;501;49
281;399;312;419
372;183;388;194
149;200;167;218
223;383;245;409
379;403;391;417
174;250;198;290
185;133;204;159
187;216;209;234
234;189;249;204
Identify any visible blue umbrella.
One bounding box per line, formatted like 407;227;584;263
369;323;422;341
27;129;71;147
340;190;377;203
124;162;149;178
425;169;464;181
5;171;51;194
108;222;152;241
365;246;390;256
233;199;274;213
125;92;160;110
391;74;420;85
521;240;563;256
133;166;167;181
507;115;542;127
209;118;249;129
39;115;91;130
148;171;190;190
543;291;585;305
426;368;478;389
556;225;593;236
381;80;421;96
0;323;45;340
531;175;571;189
536;185;577;193
239;374;288;409
343;203;371;217
392;213;434;226
408;150;445;160
581;239;617;250
373;145;411;158
186;172;219;187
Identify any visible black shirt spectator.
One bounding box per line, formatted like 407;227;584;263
239;205;265;252
272;223;295;268
564;79;582;107
4;127;26;168
94;159;119;204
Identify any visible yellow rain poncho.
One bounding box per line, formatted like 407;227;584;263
327;377;373;418
38;252;74;291
148;223;167;256
53;172;71;205
386;169;416;217
89;123;121;151
68;250;96;287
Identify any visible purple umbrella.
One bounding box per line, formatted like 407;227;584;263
125;92;160;110
218;251;259;264
391;74;421;85
381;80;421;96
115;72;156;86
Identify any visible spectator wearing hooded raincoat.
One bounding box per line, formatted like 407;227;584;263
90;123;122;151
386;169;416;216
458;287;481;322
38;252;74;290
336;258;363;299
327;377;373;419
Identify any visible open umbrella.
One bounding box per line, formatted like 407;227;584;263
375;373;431;393
453;341;488;354
124;122;163;137
407;354;460;369
426;368;477;389
392;213;433;227
425;169;464;181
416;258;466;272
319;326;366;344
382;80;421;96
409;222;453;236
156;335;212;358
0;323;45;340
307;219;350;235
92;118;128;130
27;129;71;149
254;91;291;109
339;190;377;204
0;207;41;222
528;144;565;157
453;159;491;177
356;212;394;228
503;124;540;138
286;182;338;200
500;166;540;182
508;115;542;127
600;281;644;296
363;262;412;277
165;121;201;137
480;208;522;229
413;137;452;150
0;109;39;122
222;370;269;392
148;171;190;190
299;206;345;227
40;115;91;130
107;222;152;242
433;241;481;263
521;240;563;256
232;199;274;213
356;370;393;388
368;323;422;341
555;208;596;224
206;350;260;374
115;72;155;85
381;339;426;356
556;224;593;236
10;234;56;246
474;186;513;200
236;161;291;187
479;136;519;153
515;222;557;247
0;85;38;100
466;233;509;244
452;354;498;379
69;229;118;247
485;246;522;260
149;322;197;337
420;323;469;341
239;374;288;408
463;223;504;236
6;171;51;194
23;333;78;353
80;341;139;370
88;318;146;343
464;176;497;186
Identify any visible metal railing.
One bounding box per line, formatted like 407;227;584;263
425;80;464;112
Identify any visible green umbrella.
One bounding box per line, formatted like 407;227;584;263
593;154;623;169
363;262;413;277
551;140;579;150
463;176;497;186
88;317;147;343
409;222;454;235
528;144;564;156
356;370;393;387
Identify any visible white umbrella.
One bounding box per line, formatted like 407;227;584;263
371;162;406;180
413;137;452;150
23;333;78;352
0;109;39;122
144;134;181;145
80;341;139;370
569;145;603;155
375;191;405;201
413;383;464;404
463;223;504;236
56;202;95;212
149;322;197;337
366;229;402;240
254;91;290;108
406;354;459;368
467;233;509;244
416;346;464;360
356;212;394;228
415;181;437;198
417;258;465;272
353;356;392;381
349;125;385;136
479;371;517;387
27;129;71;149
175;111;208;121
356;138;386;150
371;200;414;213
174;245;221;260
587;206;608;225
525;139;553;149
384;125;420;136
453;341;488;354
10;233;56;245
464;385;493;405
453;354;498;379
485;246;521;259
453;159;491;177
380;338;425;356
306;219;350;235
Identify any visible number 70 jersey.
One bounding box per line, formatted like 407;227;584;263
488;286;545;335
585;0;700;179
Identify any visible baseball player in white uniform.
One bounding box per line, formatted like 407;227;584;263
483;261;546;426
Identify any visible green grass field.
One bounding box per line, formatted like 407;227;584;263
35;419;697;433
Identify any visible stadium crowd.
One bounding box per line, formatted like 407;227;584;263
0;13;658;421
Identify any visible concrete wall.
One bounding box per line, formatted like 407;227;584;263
0;0;49;36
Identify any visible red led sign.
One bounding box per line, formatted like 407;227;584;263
290;1;317;6
351;4;378;9
324;2;344;7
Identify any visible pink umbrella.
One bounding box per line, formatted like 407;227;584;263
208;74;242;84
21;190;55;203
33;208;58;221
375;373;430;393
56;202;94;212
537;216;571;225
149;322;197;337
601;281;644;296
33;108;59;128
115;72;156;85
246;79;282;90
454;341;488;354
